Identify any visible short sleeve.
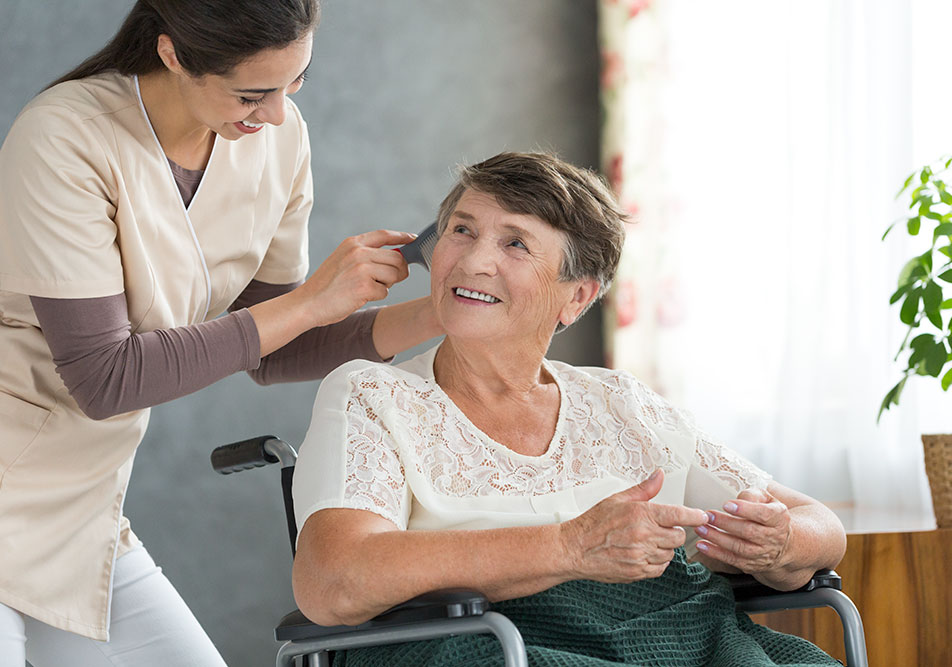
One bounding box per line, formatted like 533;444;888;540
0;103;123;298
615;371;772;494
253;99;311;284
292;361;411;536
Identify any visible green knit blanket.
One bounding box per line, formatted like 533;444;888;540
334;550;840;667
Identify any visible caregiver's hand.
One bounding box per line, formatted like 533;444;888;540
300;229;415;327
248;229;416;358
560;469;709;583
693;488;792;574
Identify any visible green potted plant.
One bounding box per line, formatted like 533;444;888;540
880;155;952;527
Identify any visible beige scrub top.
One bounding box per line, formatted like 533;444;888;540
0;72;311;640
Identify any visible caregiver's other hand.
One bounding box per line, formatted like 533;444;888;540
693;488;792;574
560;469;709;584
302;229;415;327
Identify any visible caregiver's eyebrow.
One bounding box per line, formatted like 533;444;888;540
234;60;312;94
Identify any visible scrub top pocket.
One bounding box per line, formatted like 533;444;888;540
0;391;52;482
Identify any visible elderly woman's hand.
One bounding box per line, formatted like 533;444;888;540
559;469;709;583
693;488;792;574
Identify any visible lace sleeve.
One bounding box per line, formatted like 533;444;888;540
615;371;772;494
692;428;772;494
340;381;410;528
292;361;411;533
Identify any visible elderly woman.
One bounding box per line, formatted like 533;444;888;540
291;152;846;666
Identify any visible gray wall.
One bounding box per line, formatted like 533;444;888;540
1;1;600;665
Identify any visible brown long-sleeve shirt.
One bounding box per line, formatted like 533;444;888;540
30;282;382;420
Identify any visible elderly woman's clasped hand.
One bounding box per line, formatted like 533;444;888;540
694;488;793;575
559;469;709;583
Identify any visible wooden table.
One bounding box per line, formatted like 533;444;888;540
751;522;952;667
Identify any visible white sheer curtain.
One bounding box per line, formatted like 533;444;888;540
603;0;952;519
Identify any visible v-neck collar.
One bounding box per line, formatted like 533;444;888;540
132;75;219;213
132;74;214;320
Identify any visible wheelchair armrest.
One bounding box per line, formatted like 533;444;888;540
275;589;490;642
726;568;841;602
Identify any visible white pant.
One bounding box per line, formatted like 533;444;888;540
0;546;227;667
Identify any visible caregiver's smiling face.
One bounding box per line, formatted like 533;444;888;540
429;189;581;347
159;32;313;141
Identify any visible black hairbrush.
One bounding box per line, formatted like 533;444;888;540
398;222;439;270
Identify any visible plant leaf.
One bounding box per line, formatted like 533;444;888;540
898;257;926;286
924;280;943;313
897;171;916;198
900;289;921;325
882;220;899;240
943;367;952;391
938;269;952;284
935;222;952;240
877;394;891;421
924;340;948;377
889;284;912;304
908;335;933;367
907;216;921;235
942;298;952;310
910;333;934;350
877;377;907;422
909;334;935;354
942;190;952;206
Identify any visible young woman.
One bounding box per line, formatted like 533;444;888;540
0;1;439;664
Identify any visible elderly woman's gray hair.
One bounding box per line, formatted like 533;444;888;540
436;152;628;306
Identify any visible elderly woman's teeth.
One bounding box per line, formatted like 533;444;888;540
455;287;500;303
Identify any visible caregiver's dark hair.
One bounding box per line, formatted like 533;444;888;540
436;151;628;304
48;0;319;88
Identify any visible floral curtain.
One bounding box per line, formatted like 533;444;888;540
598;0;684;402
598;0;952;521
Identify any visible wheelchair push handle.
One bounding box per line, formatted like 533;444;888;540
211;435;296;474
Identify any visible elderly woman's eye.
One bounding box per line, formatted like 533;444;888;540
509;238;528;250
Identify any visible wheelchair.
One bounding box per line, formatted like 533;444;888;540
211;436;869;667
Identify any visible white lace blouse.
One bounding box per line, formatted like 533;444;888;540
293;343;771;542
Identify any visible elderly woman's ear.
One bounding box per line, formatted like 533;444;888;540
558;278;601;328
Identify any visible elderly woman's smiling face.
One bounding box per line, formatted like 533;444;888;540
430;189;596;347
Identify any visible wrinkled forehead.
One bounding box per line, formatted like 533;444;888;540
452;190;564;236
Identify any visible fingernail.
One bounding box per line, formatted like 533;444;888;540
695;525;708;536
706;512;716;524
648;469;661;480
724;502;738;513
696;542;709;552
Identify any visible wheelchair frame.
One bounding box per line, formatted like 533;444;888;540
211;436;868;667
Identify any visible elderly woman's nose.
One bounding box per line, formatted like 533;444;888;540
457;241;498;274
